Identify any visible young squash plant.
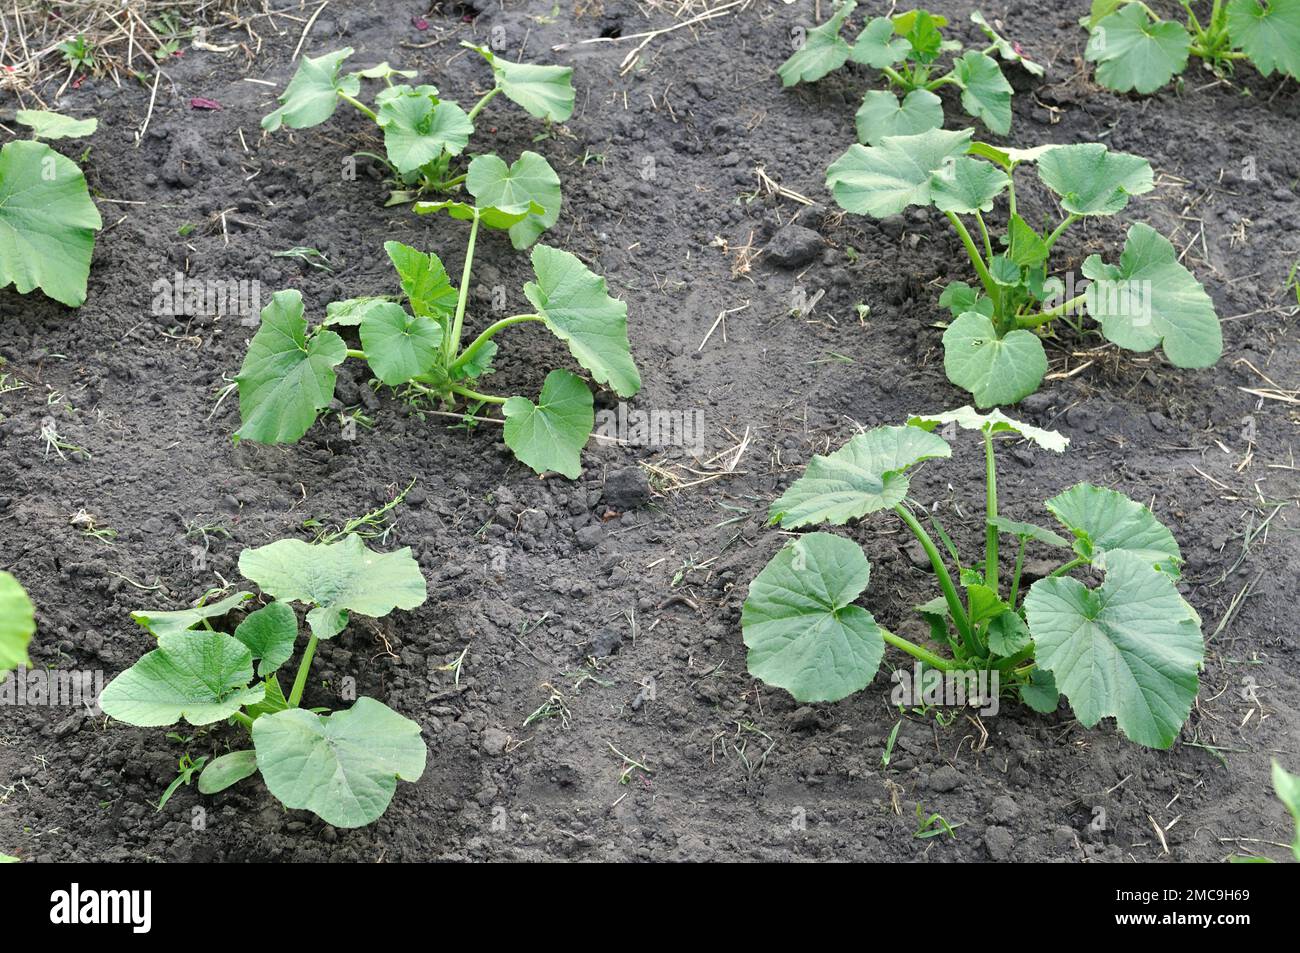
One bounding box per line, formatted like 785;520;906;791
741;407;1204;749
99;534;429;828
262;43;573;222
779;1;1042;144
1082;0;1300;94
826;127;1222;407
0;571;36;679
233;181;639;478
0;110;102;307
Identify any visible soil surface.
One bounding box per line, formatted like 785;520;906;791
1;0;1297;862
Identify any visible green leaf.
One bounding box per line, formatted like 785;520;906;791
895;9;946;63
349;62;417;81
131;591;254;639
1024;550;1203;749
99;631;265;728
359;302;443;385
951;51;1013;135
377;91;474;174
1272;760;1300;861
467;43;574;121
323;296;393;327
262;48;359;131
849;16;910;68
967;140;1059;170
525;244;640;398
238;535;428;640
246;673;290;719
1228;0;1300;79
0;572;35;678
971;11;1045;76
502;369;594;479
412;198;540;230
769;425;952;528
1081;223;1222;369
383;241;458;319
197;750;260;795
741;533;884;703
987;515;1070;548
907;405;1070;452
1045;483;1183;576
232;601;298;678
942;312;1048;408
252;697;426;828
15;110;98;140
1019;667;1060;713
1006;214;1049;268
777;0;857;85
987;611;1033;656
235;290;347;444
466;151;562;250
928;155;1010;214
0;140;102;307
1086;6;1190;93
939;280;979;315
966;583;1009;624
855;89;944;146
826;127;973;217
1036;142;1153;216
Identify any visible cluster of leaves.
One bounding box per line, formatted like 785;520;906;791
1083;0;1300;94
0;110;102;307
99;535;428;828
0;571;35;680
826;127;1222;406
234;222;639;478
779;2;1042;143
262;44;574;214
741;407;1205;750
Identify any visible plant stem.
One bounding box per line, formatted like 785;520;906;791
338;92;379;123
346;349;366;361
450;383;507;406
451;313;542;376
445;210;481;361
882;629;958;672
975;211;994;261
231;711;254;729
287;633;318;708
1008;537;1027;608
881;65;910;87
1048;556;1089;579
1017;292;1088;329
892;504;979;654
467;85;502;121
944;211;996;299
983;429;999;591
1043;212;1080;251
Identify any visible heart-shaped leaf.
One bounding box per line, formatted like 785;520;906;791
502;369;594;479
952;51;1013;134
854;89;944;145
1045;483;1182;575
1081;223;1222;369
525;244;640;398
778;0;857;85
942;312;1048;408
235;290;347;444
99;631;266;728
827;127;973;217
986;611;1033;656
131;590;254;639
770;425;952;528
262;48;359;131
359;302;443;385
0;572;35;678
377;90;473;174
1227;0;1300;79
1024;550;1203;749
232;601;298;678
238;535;428;640
849;16;910;68
384;241;458;319
197;750;260;795
1085;6;1190;94
929;155;1011;214
15;110;98;140
252;697;426;828
467;43;574;121
466;151;562;249
741;533;884;703
907;406;1069;452
1037;143;1154;217
1019;667;1060;713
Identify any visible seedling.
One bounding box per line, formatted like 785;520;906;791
741;407;1205;750
158;753;207;811
99;534;429;828
232;214;640;478
1082;0;1300;94
779;3;1042;143
0;572;36;680
0;111;102;307
826;128;1222;406
262;44;573;225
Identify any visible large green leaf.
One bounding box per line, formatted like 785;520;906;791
1024;550;1203;749
377;90;473;174
741;533;884;703
952;51;1013;134
524;244;640;397
252;697;426;828
15;110;98;140
502;369;594;479
777;0;857;85
849;15;910;68
1228;0;1300;79
467;43;574;121
1085;6;1191;93
855;89;943;146
197;750;260;795
1036;143;1153;216
99;631;265;728
262;48;359;131
232;601;298;678
1081;223;1222;368
131;591;254;639
907;406;1069;452
928;155;1010;214
383;241;458;319
942;312;1048;408
0;572;35;678
235;290;347;444
769;425;952;528
1045;483;1183;575
358;302;443;385
238;535;428;640
826;127;973;217
466;151;562;249
1272;760;1300;861
0;140;102;307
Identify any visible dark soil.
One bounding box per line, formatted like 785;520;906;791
1;0;1297;862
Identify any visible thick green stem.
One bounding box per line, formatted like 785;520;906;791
1008;537;1027;608
1048;556;1089;579
882;629;958;672
231;711;254;729
983;430;999;591
945;211;996;299
451;314;542;377
1043;213;1080;251
287;633;319;708
446;211;481;361
451;384;507;406
1017;292;1089;329
467;85;502;121
975;211;994;261
893;504;979;654
346;349;366;361
339;92;378;123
